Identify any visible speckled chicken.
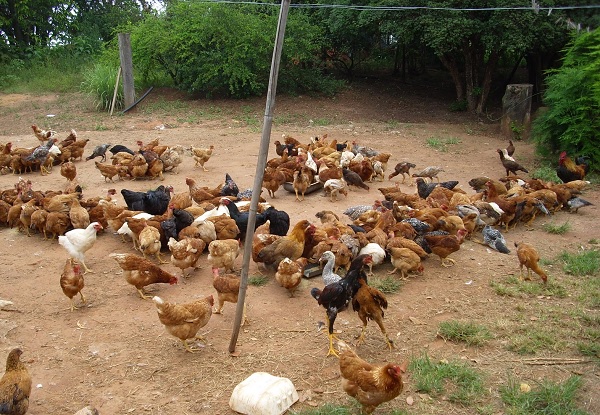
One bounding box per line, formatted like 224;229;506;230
275;257;309;297
411;165;444;183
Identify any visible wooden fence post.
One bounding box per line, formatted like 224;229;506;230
118;33;135;110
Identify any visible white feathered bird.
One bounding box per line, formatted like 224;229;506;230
58;222;103;273
358;242;386;276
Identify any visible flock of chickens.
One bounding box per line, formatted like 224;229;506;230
0;126;595;415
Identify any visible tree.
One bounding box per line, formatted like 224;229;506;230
533;28;600;168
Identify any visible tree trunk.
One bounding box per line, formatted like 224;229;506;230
439;54;464;102
464;42;477;112
476;50;500;115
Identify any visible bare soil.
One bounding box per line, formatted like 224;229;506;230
0;79;598;415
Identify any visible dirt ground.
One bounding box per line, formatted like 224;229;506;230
0;80;598;415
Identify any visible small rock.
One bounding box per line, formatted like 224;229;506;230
74;406;99;415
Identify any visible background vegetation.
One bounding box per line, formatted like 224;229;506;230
0;0;598;166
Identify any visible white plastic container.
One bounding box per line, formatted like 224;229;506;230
229;372;298;415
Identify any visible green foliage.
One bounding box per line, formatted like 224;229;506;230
500;376;589;415
290;404;352;415
81;63;124;111
558;249;600;276
370;276;402;294
438;321;493;346
533;29;600;169
409;354;486;405
542;221;571;235
532;166;561;183
124;3;337;98
507;327;563;355
248;275;269;286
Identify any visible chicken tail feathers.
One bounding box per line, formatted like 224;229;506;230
495;241;511;254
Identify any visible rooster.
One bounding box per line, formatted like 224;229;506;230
58;222;103;273
556;151;590;183
310;254;373;357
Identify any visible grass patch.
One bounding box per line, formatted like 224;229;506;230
543;221;571;235
438;321;493;346
311;118;332;126
248;275;269;286
500;375;589;415
425;136;461;152
370;276;402;294
409;354;486;405
532;166;561;183
290;404;352;415
507;327;563;355
490;276;567;298
558;250;600;276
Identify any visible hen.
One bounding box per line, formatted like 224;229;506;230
387;247;423;279
497;149;528;176
121;185;173;215
220;198;267;240
221;173;239;197
0;348;32;415
482;225;510;254
338;341;404;415
110;253;178;299
412;165;444;182
60;161;77;182
212;272;246;324
85;143;111;162
310;254;373;356
323;178;348;202
423;228;468;267
261;206;290;236
58;222;103;273
515;241;547;284
292;167;311;201
60;258;85;311
25;138;57;175
556;152;590;183
275;257;309;297
207;239;241;276
567;197;593;213
319;250;342;286
152;295;213;352
191;145;214;171
351;272;394;349
139;222;166;263
256;219;313;270
358;243;386;276
31;124;55;142
343;167;370;191
167;237;206;277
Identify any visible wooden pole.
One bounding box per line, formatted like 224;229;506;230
229;0;291;354
118;33;136;109
109;66;122;116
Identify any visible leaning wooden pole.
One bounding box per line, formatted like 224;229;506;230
229;0;291;353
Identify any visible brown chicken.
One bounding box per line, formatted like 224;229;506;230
424;228;468;267
275;257;309;297
515;242;548;284
45;211;70;239
152;294;214;352
352;276;394;350
129;154;148;179
185;177;221;204
292;167;311;201
167;237;206;277
191;145;214;171
207;239;240;276
0;348;32;415
60;258;85;311
31;124;55;142
256;219;313;270
387;247;424;279
68;198;90;229
95;161;126;182
212;271;247;324
139;222;166;263
110;253;178;299
262;167;287;198
146;158;164;180
338;341;404;415
60;161;76;182
29;208;48;238
207;215;240;240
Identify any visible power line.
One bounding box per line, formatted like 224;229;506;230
200;1;600;12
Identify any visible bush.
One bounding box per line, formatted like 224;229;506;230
81;63;124;111
533;29;600;170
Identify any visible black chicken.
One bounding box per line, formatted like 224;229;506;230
85;143;111;162
311;254;373;357
109;144;135;155
121;185;173;215
415;178;438;199
262;206;290;236
342;168;370;191
221;173;239;197
220;198;268;240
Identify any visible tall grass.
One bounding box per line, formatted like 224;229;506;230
81;63;124;111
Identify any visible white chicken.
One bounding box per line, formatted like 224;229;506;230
58;222;103;273
358;242;386;276
323;178;348;202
